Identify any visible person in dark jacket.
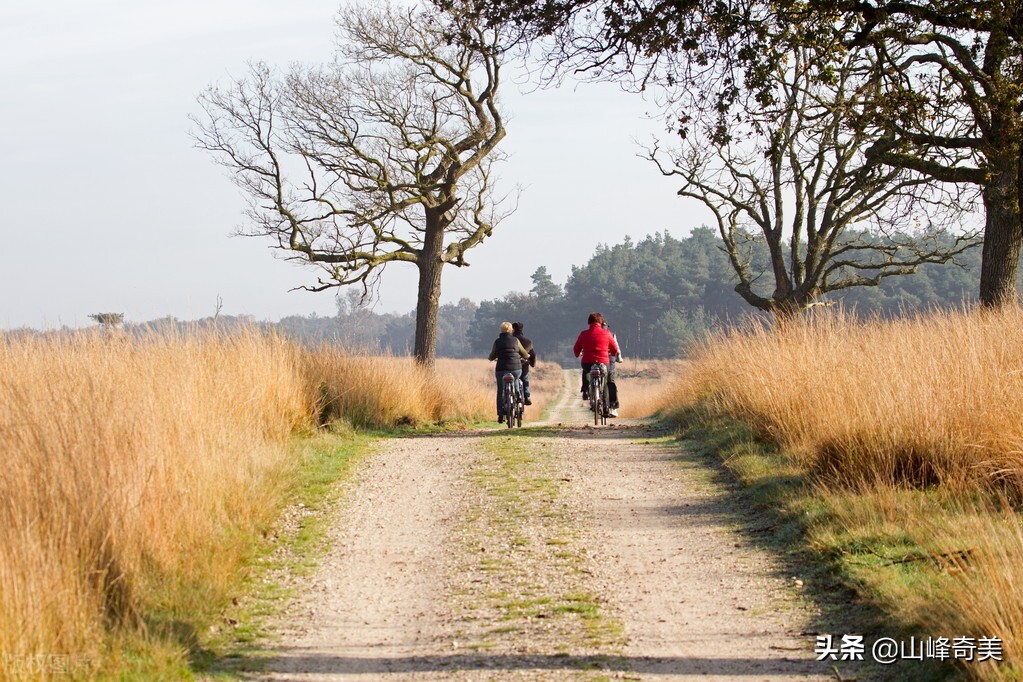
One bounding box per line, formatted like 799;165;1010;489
511;321;537;406
489;321;530;423
601;319;623;416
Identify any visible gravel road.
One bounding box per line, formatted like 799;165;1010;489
260;370;829;681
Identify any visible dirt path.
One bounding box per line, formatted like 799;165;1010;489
260;371;829;681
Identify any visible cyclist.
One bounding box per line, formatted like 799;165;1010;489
573;312;619;409
511;322;537;406
601;320;623;417
488;321;530;423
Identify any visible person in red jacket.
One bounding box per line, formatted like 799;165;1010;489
573;312;620;409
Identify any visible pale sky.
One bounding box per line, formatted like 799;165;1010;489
0;0;709;329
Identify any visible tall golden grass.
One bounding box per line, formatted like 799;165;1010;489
0;331;309;679
660;307;1023;493
657;306;1023;679
0;329;551;680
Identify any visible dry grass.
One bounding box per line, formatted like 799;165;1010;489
656;306;1023;679
813;489;1023;680
0;331;309;679
308;354;561;427
309;353;489;428
613;359;687;419
915;506;1023;680
660;307;1023;494
0;329;535;680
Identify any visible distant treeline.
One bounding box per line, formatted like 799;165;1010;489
11;227;1005;361
468;227;994;363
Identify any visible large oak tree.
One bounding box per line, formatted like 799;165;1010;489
832;1;1023;306
194;2;509;364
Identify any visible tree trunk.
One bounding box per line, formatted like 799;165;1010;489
979;151;1022;307
413;214;446;366
978;29;1021;308
767;235;793;302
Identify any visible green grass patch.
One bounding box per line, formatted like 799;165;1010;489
666;405;972;682
455;435;627;658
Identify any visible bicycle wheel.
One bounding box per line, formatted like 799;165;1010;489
516;383;524;428
502;376;514;428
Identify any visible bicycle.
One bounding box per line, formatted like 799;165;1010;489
588;364;609;426
502;372;524;428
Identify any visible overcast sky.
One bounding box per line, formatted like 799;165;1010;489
0;0;710;329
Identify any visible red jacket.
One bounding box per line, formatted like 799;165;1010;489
573;324;620;364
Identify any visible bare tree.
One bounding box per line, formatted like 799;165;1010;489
649;45;977;318
193;2;509;365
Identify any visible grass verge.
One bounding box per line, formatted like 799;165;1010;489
104;428;375;681
653;307;1023;681
669;405;1005;682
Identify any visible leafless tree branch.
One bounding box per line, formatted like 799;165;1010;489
192;1;510;363
647;43;980;317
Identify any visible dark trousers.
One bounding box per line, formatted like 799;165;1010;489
521;370;530;399
608;359;620;408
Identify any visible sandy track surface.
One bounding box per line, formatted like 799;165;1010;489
260;371;828;681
